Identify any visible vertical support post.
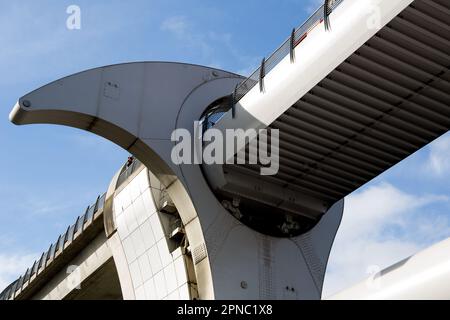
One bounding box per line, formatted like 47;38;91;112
231;84;238;119
259;58;266;93
324;0;332;32
290;28;296;63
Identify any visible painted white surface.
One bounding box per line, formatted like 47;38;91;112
112;169;191;300
331;237;450;300
33;233;113;300
9;55;351;299
215;0;414;133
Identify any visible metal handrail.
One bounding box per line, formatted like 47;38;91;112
234;0;344;103
0;190;108;299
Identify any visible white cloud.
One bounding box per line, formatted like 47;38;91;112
323;183;450;298
27;200;72;217
0;2;133;86
3;189;75;219
0;253;38;292
160;15;260;75
426;134;450;176
160;16;214;62
161;16;189;36
336;183;447;240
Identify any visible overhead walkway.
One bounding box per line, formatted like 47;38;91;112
207;0;450;230
5;0;450;299
0;194;108;300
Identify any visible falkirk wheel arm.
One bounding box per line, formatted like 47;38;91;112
9;61;344;300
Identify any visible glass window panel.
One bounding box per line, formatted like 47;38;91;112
66;224;76;243
75;215;84;233
73;217;80;234
48;244;56;261
97;194;106;212
16;276;23;291
55;235;62;253
31;261;38;276
86;205;95;223
7;285;14;299
46;246;51;261
64;227;69;242
83;208;89;223
55;236;61;249
23;268;30;283
116;159;142;189
38;253;46;269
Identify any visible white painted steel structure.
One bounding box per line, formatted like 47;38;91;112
3;0;450;300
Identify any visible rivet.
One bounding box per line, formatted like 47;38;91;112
22;100;31;108
241;281;248;289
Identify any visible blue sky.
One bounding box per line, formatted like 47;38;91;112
0;0;449;297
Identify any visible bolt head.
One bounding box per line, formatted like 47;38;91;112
22;100;31;108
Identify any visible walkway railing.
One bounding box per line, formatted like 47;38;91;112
234;0;344;103
0;192;107;300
